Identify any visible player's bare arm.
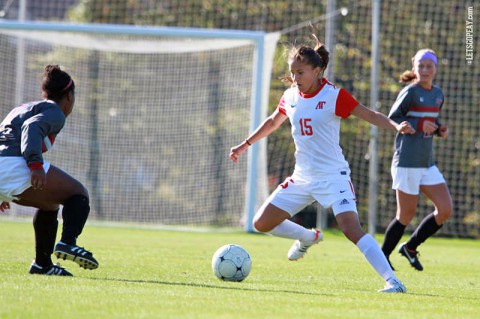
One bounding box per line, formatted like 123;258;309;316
351;104;415;134
230;109;288;163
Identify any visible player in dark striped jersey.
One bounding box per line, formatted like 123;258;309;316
381;49;452;271
0;65;98;276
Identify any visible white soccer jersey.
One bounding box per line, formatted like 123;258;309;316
278;79;359;180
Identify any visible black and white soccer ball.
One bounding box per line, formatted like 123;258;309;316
212;244;252;282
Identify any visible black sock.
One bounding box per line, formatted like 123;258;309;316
33;209;59;268
381;218;406;257
407;213;442;250
60;194;90;245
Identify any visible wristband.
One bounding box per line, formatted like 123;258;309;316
28;162;44;171
245;139;252;146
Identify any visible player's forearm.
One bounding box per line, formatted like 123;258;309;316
368;110;401;131
245;117;280;144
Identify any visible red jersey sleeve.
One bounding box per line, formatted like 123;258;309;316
335;88;359;119
277;96;287;115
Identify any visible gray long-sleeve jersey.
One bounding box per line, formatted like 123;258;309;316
0;100;65;166
388;83;444;168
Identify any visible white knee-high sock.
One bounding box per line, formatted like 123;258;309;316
267;219;316;242
356;234;398;282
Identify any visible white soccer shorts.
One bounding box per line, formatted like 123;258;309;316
268;175;358;217
391;165;446;195
0;156;51;202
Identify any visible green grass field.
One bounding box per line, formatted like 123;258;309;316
0;220;478;319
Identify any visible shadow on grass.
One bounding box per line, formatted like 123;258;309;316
89;277;477;300
340;287;480;300
86;276;334;296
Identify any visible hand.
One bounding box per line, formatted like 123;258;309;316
30;169;46;190
0;201;10;213
397;121;416;134
422;120;438;135
438;125;449;138
229;141;250;163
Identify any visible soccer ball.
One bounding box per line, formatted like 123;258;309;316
211;244;252;282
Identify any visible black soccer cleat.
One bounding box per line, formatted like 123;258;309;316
398;242;423;271
29;261;73;276
54;242;99;270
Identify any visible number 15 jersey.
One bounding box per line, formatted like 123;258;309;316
277;79;359;180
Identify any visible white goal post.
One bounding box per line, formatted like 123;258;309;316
0;20;279;231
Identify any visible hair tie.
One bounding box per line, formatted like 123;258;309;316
61;79;73;92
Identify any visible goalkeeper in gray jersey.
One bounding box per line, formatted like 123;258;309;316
0;65;99;276
381;49;452;271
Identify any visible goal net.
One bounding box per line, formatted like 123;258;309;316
0;21;279;228
1;0;478;238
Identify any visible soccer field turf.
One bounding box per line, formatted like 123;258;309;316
0;220;478;319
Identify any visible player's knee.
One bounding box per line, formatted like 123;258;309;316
396;209;416;225
252;216;271;233
38;204;61;211
442;207;452;219
70;180;89;198
252;219;265;233
78;184;89;199
56;181;89;204
437;205;453;222
64;193;90;210
341;227;365;244
68;184;89;201
336;214;365;243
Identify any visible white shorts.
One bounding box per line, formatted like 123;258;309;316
0;157;51;202
268;175;358;217
391;165;446;195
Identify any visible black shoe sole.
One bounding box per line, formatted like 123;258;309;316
54;251;99;270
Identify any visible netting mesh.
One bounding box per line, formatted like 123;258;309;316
335;1;479;238
0;31;258;226
0;0;478;237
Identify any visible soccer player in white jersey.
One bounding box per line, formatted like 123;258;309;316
381;49;452;271
229;34;415;293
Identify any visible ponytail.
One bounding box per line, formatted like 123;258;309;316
399;70;416;83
